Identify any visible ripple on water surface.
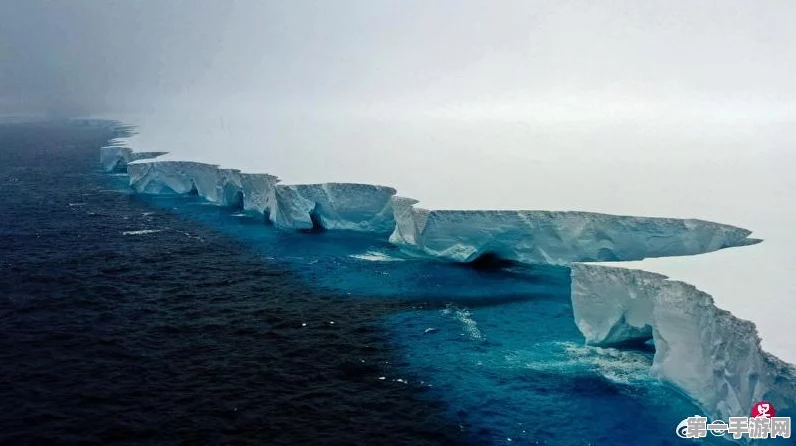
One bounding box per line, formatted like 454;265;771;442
0;122;466;445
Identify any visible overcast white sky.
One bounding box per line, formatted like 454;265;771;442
2;0;795;118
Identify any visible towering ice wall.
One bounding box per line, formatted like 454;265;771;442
100;146;167;173
390;202;760;265
270;183;396;232
127;161;246;207
188;166;244;207
122;155;758;256
126;160;396;232
571;263;796;423
389;197;430;246
239;173;279;215
128;161;210;195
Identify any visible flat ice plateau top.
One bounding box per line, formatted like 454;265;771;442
100;128;795;439
389;197;759;264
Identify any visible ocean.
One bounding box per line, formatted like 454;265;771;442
0;121;726;445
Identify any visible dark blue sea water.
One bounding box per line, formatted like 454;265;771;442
0;121;738;445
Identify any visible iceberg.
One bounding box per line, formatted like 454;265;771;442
126;160;396;232
571;263;796;424
389;200;760;265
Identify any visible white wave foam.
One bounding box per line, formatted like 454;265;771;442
495;341;655;387
122;229;162;235
453;308;484;341
555;341;653;385
349;251;404;262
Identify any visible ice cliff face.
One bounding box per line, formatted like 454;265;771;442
123;158;758;258
270;183;396;232
239;173;279;215
390;202;759;265
127;160;396;232
128;161;247;207
128;161;208;195
100;145;167;172
570;265;660;346
571;264;796;424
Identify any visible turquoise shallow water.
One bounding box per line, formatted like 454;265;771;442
131;188;721;445
387;304;698;445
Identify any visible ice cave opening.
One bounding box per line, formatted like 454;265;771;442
303;203;327;233
229;191;244;211
466;252;519;270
